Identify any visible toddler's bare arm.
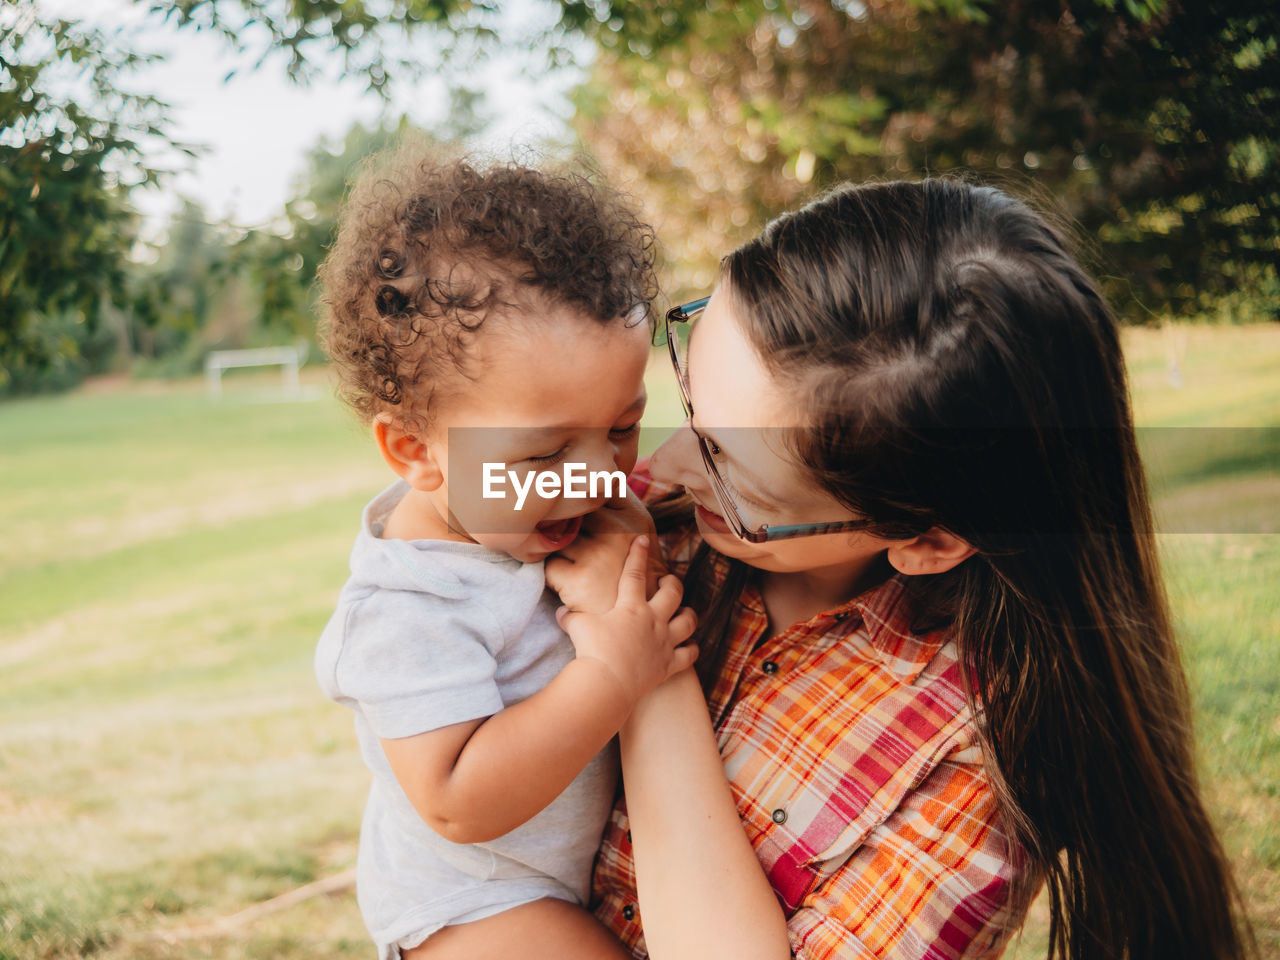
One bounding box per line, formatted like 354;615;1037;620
382;537;695;844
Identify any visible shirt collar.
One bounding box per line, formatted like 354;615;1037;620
850;576;948;685
741;573;947;686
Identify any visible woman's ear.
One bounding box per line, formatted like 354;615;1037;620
885;527;976;576
374;418;444;491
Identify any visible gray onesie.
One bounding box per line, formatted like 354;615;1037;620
315;481;619;959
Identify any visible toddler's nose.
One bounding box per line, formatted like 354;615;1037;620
577;436;629;479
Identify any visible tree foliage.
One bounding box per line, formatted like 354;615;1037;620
145;0;499;93
569;0;1280;319
232;121;415;342
0;4;180;392
122;197;229;369
137;117;454;363
5;0;1276;397
0;0;507;393
124;0;1280;319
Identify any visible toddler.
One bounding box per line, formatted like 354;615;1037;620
314;148;697;959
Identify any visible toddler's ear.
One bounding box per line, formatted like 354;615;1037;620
885;527;976;576
374;418;444;491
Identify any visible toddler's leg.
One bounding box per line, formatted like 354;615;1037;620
402;898;631;960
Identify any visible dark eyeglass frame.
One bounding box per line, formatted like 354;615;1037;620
664;296;874;543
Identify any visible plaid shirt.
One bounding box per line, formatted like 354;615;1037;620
591;467;1026;959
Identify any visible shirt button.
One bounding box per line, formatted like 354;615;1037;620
833;611;849;622
622;904;636;921
761;660;779;674
772;808;788;824
626;830;632;843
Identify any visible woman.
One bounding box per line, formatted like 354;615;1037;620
547;178;1251;959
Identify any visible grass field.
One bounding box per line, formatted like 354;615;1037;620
1;324;1277;959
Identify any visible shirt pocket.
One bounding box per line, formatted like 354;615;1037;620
731;719;966;912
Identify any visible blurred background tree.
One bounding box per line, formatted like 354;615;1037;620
145;0;498;94
566;0;1280;315
117;117;444;380
225;91;488;357
0;0;483;394
0;3;178;394
2;0;1276;396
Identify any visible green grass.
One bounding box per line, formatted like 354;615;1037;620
0;372;382;959
1;328;1278;959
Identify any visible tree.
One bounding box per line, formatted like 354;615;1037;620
232;122;411;342
0;4;181;391
9;0;1270;397
231;107;482;344
133;0;1280;319
144;0;499;93
568;0;1280;320
122;197;229;365
1;0;494;393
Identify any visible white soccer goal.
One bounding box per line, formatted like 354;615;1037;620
204;343;308;400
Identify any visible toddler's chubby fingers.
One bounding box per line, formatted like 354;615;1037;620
554;603;581;633
544;555;572;594
615;535;651;604
668;643;699;678
647;572;685;621
668;606;698;645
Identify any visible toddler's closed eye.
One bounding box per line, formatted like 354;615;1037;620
527;446;569;465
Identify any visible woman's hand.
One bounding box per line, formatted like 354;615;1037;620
556;536;698;706
546;489;666;614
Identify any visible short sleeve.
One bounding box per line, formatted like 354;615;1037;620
787;745;1022;960
333;590;507;740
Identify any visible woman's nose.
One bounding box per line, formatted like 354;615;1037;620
649;419;705;489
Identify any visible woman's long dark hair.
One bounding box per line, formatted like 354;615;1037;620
691;179;1251;960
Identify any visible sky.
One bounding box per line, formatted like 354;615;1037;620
39;0;586;233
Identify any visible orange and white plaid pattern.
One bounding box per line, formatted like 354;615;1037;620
592;468;1027;959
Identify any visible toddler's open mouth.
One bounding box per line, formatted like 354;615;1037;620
535;514;585;549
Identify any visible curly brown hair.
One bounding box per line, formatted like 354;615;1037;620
318;144;658;431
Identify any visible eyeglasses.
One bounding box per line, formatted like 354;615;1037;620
664;296;874;543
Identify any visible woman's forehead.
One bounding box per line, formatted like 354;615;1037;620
688;291;845;509
688;290;806;429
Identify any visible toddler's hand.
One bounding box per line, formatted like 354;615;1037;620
546;490;665;613
556;535;697;706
